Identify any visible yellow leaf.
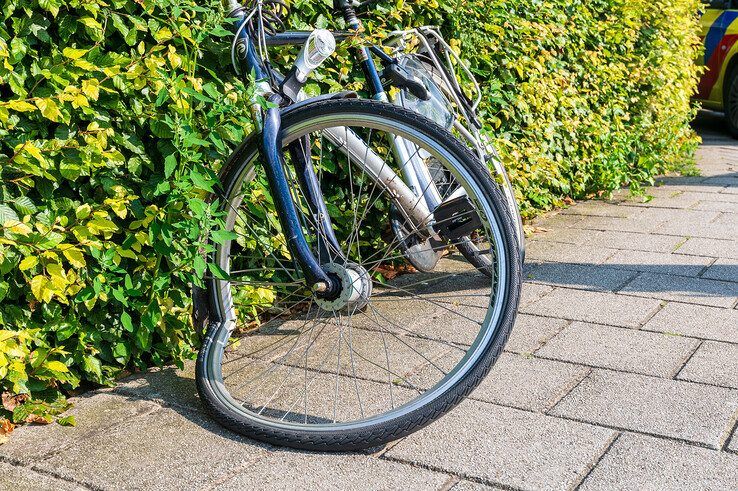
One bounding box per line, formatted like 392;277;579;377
62;47;89;60
87;217;118;235
74;59;96;71
81;80;99;101
45;360;69;373
19;256;38;271
62;248;86;268
3;220;32;236
154;27;172;42
105;198;127;219
5;100;37;112
46;263;68;290
167;47;182;70
34;99;62;123
72;93;89;109
75;204;91;220
24;144;45;164
29;275;48;301
78;17;102;30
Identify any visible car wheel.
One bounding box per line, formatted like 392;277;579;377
725;65;738;138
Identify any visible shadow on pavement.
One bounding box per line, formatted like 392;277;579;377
692;109;733;143
525;261;737;295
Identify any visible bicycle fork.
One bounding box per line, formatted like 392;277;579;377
260;97;435;296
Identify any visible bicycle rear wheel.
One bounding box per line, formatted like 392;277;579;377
195;99;521;451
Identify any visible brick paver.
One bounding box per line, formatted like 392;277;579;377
676;340;738;389
535;322;699;377
642;302;738;343
2;118;736;489
521;288;662;328
578;433;738;490
385;400;616;490
550;370;738;448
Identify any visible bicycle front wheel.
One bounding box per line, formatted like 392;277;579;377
195;99;521;451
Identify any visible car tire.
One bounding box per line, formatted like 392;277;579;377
725;65;738;138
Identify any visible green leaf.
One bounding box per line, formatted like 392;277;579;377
14;196;37;216
211;229;238;244
121;311;134;332
57;415;76;427
164;154;177;179
62;47;89;60
0;204;20;224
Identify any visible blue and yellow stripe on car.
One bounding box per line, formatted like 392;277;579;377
698;9;738;106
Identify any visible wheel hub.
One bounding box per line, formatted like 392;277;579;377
314;263;372;312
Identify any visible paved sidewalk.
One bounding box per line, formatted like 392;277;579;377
2;115;737;490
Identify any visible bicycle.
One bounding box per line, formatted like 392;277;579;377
194;0;522;451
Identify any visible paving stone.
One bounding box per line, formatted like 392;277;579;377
677;341;738;389
559;201;634;218
700;258;738;283
694;199;738;213
661;183;731;195
576;209;720;235
676;236;738;259
550;370;738;448
631;191;702;209
519;281;554;308
679;191;738;204
217;452;449;490
450;480;504;490
536;322;699;377
524;241;615;265
730;431;738;454
603;249;713;277
521;288;661;328
643;302;738;343
470;353;590;412
505;313;569;354
115;361;201;411
655;216;738;241
526;226;595;246
716;210;738;227
0;392;158;464
569;214;664;234
528;212;585;229
0;462;84;491
620;272;738;309
385;400;616;490
526;263;636;292
579;433;738;491
38;406;269;491
585;230;685;253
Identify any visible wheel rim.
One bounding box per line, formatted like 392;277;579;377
204;109;510;432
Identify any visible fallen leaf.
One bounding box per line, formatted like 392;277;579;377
0;418;14;445
2;392;29;412
25;414;52;425
56;415;76;427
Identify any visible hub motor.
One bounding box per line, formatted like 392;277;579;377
315;263;372;313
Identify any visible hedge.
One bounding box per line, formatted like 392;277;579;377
0;0;702;430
